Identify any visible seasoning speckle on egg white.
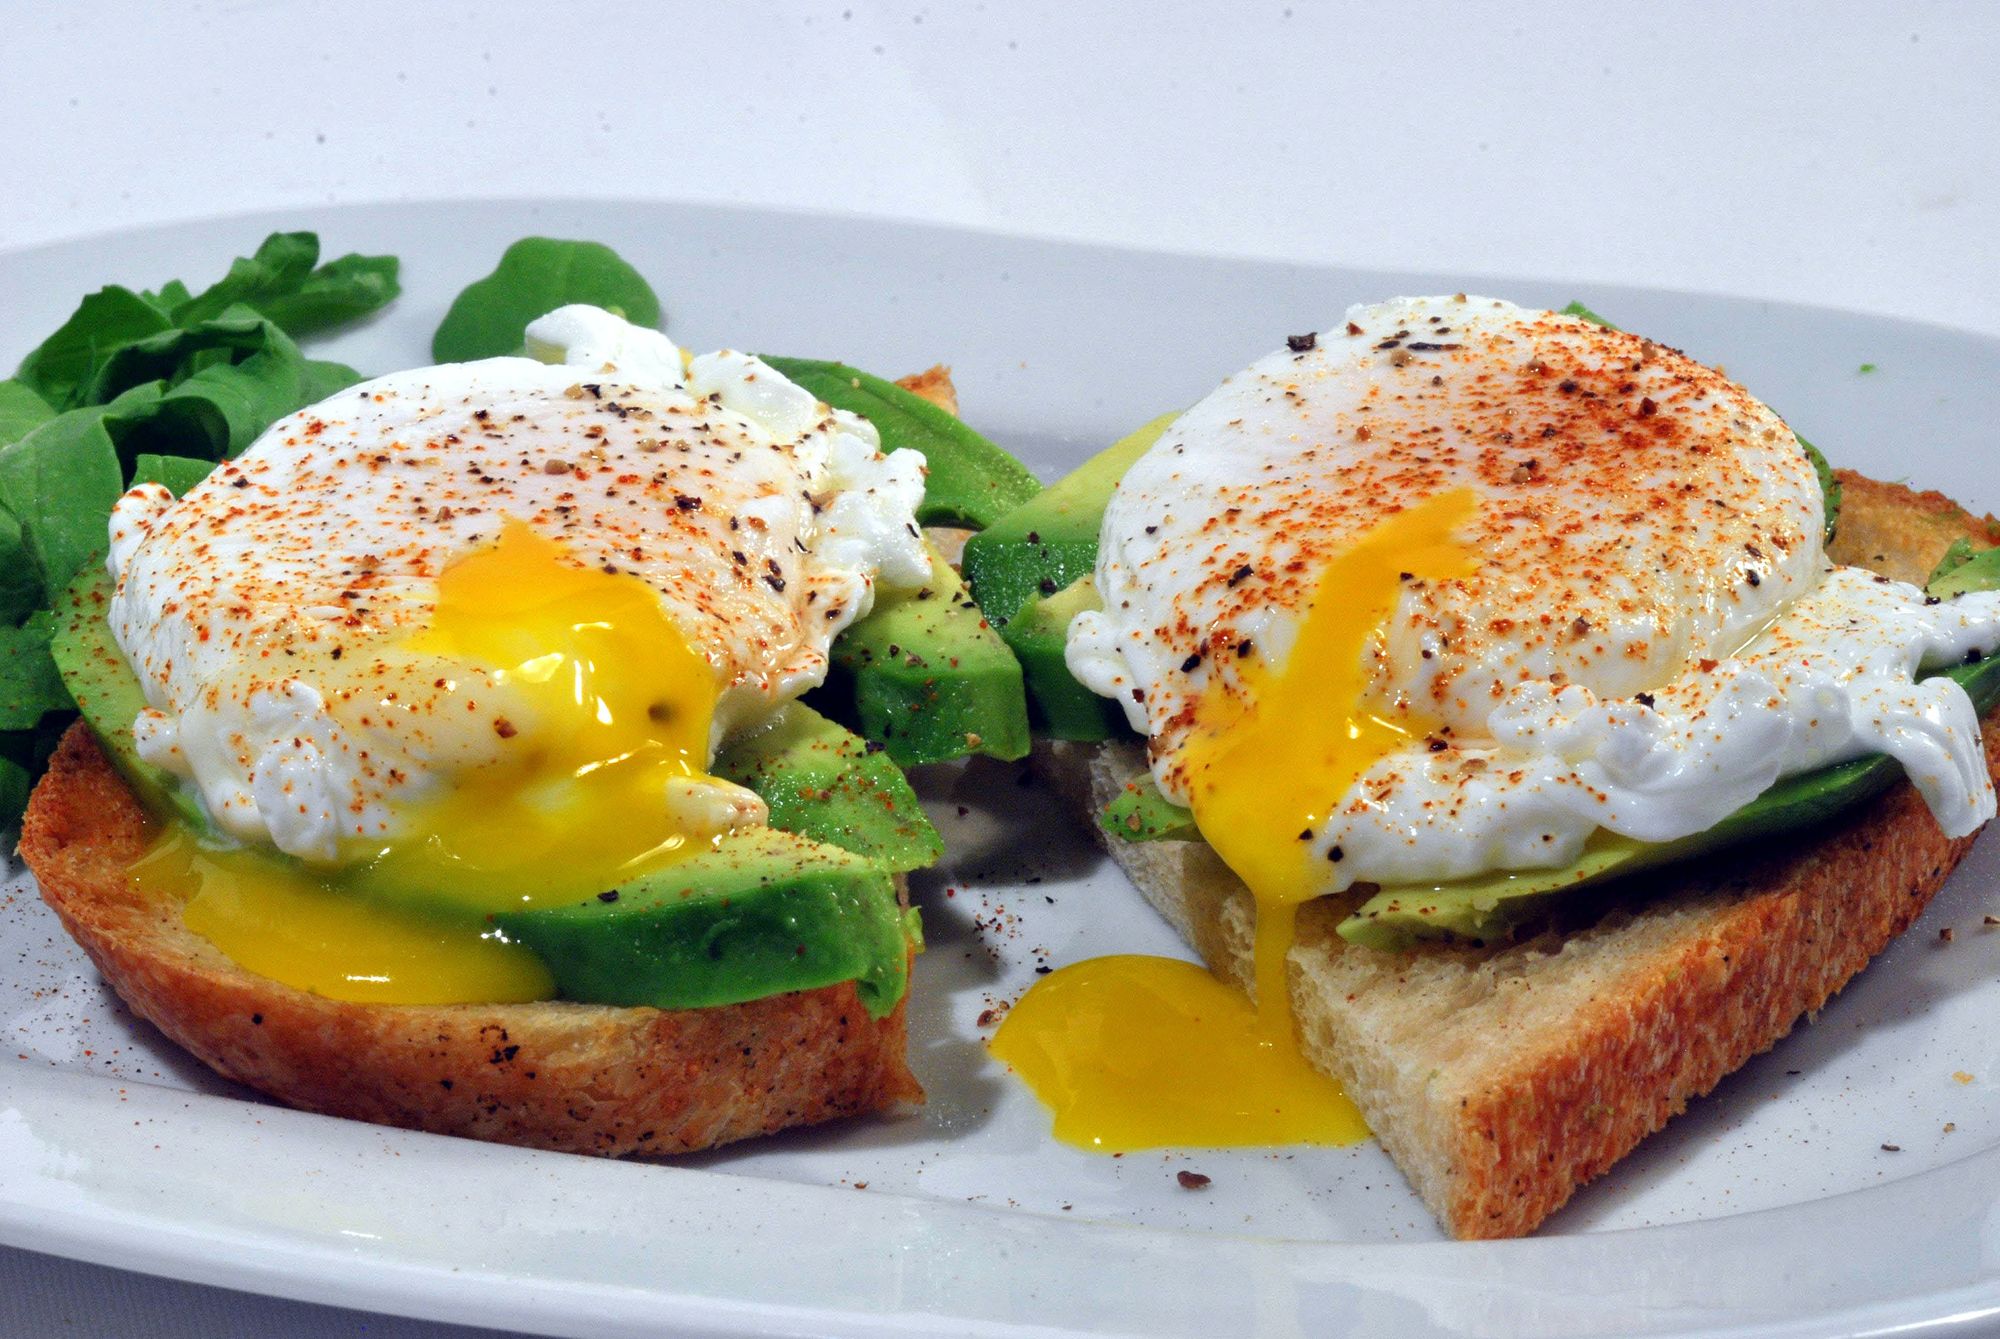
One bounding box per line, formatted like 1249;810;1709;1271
1066;296;2000;893
108;306;932;862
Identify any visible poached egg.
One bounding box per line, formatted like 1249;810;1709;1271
995;296;2000;1152
108;306;931;999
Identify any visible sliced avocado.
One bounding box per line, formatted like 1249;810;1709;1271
818;547;1031;767
1927;537;2000;596
48;562;213;834
50;566;923;1014
56;565;945;872
758;356;1040;530
1102;769;1200;843
1340;651;2000;950
1087;577;2000;950
1000;576;1129;741
961;412;1178;628
493;823;913;1017
713;701;942;873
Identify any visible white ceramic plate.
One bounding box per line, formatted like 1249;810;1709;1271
4;201;2000;1339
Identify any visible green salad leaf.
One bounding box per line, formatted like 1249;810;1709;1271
0;379;56;445
132;453;219;495
15;287;175;410
432;238;661;362
0;613;64;730
0;512;39;626
171;233;400;337
0;395;130;599
0;231;401;828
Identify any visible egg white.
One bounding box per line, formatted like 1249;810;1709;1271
1068;296;2000;890
108;306;930;862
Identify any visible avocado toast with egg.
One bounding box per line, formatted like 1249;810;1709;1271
978;298;2000;1236
12;237;1038;1154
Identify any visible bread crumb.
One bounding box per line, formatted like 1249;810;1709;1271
1954;1071;1976;1085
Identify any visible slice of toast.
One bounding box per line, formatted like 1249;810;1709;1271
19;724;923;1156
1034;472;2000;1238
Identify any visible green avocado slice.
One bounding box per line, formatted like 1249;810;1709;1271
1101;766;1200;843
816;546;1030;766
962;412;1178;630
491;824;913;1016
47;561;215;836
1000;576;1129;741
713;701;943;873
48;564;926;1014
1094;619;2000;953
1339;651;2000;950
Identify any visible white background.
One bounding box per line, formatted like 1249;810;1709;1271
3;2;1996;1336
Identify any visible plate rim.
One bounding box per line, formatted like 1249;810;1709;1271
5;196;2000;1339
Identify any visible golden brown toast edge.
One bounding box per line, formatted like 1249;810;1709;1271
1047;471;2000;1238
19;724;923;1156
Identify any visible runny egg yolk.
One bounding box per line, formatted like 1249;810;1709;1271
360;520;733;908
163;828;556;1004
991;489;1478;1151
141;521;740;1003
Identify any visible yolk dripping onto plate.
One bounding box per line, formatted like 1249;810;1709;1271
991;489;1479;1151
144;521;741;1003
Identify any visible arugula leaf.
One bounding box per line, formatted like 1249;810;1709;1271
0;379;55;447
301;358;364;404
0;231;403;823
432;238;661;362
257;253;401;335
15;287;173;409
0;395;130;598
87;307;288;402
0;613;66;730
761;357;1042;529
0;712;68;831
145;279;193;311
84;311;340;461
171;232;320;327
14;234;398;418
0;755;26;831
171;233;400;337
0;511;40;625
132;453;218;495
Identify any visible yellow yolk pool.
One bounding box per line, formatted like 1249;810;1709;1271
361;521;733;909
992;489;1478;1150
141;521;742;1003
988;956;1369;1151
163;828;556;1004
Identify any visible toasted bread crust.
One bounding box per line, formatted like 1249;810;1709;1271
1434;730;1996;1237
1044;475;2000;1238
893;364;960;416
20;725;923;1155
